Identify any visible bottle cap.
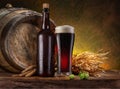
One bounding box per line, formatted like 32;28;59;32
43;3;49;8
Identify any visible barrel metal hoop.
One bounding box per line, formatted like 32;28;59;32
0;9;30;42
0;8;27;20
0;9;55;72
1;14;41;70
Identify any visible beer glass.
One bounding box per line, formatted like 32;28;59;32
55;25;75;75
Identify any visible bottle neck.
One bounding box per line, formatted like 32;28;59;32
41;8;50;30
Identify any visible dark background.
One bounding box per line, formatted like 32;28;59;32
0;0;120;69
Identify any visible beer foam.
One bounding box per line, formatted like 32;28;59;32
55;25;74;33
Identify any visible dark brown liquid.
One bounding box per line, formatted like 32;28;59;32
56;33;75;73
37;5;55;77
37;31;55;77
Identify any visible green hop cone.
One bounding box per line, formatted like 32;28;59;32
78;73;84;79
69;74;75;80
84;72;89;79
78;71;89;80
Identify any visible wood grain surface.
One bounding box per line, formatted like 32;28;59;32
0;70;119;88
0;8;55;73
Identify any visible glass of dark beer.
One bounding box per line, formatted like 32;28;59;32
55;25;75;75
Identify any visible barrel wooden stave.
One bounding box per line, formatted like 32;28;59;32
0;8;29;73
0;8;55;73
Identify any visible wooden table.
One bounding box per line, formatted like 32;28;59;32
0;70;120;88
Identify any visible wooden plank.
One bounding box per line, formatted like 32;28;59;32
0;77;120;88
0;70;119;88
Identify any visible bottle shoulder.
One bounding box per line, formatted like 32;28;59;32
38;30;55;35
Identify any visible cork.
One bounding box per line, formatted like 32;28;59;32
43;3;49;8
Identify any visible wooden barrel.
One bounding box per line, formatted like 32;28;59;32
0;7;55;73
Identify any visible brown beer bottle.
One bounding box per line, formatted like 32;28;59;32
37;3;55;77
